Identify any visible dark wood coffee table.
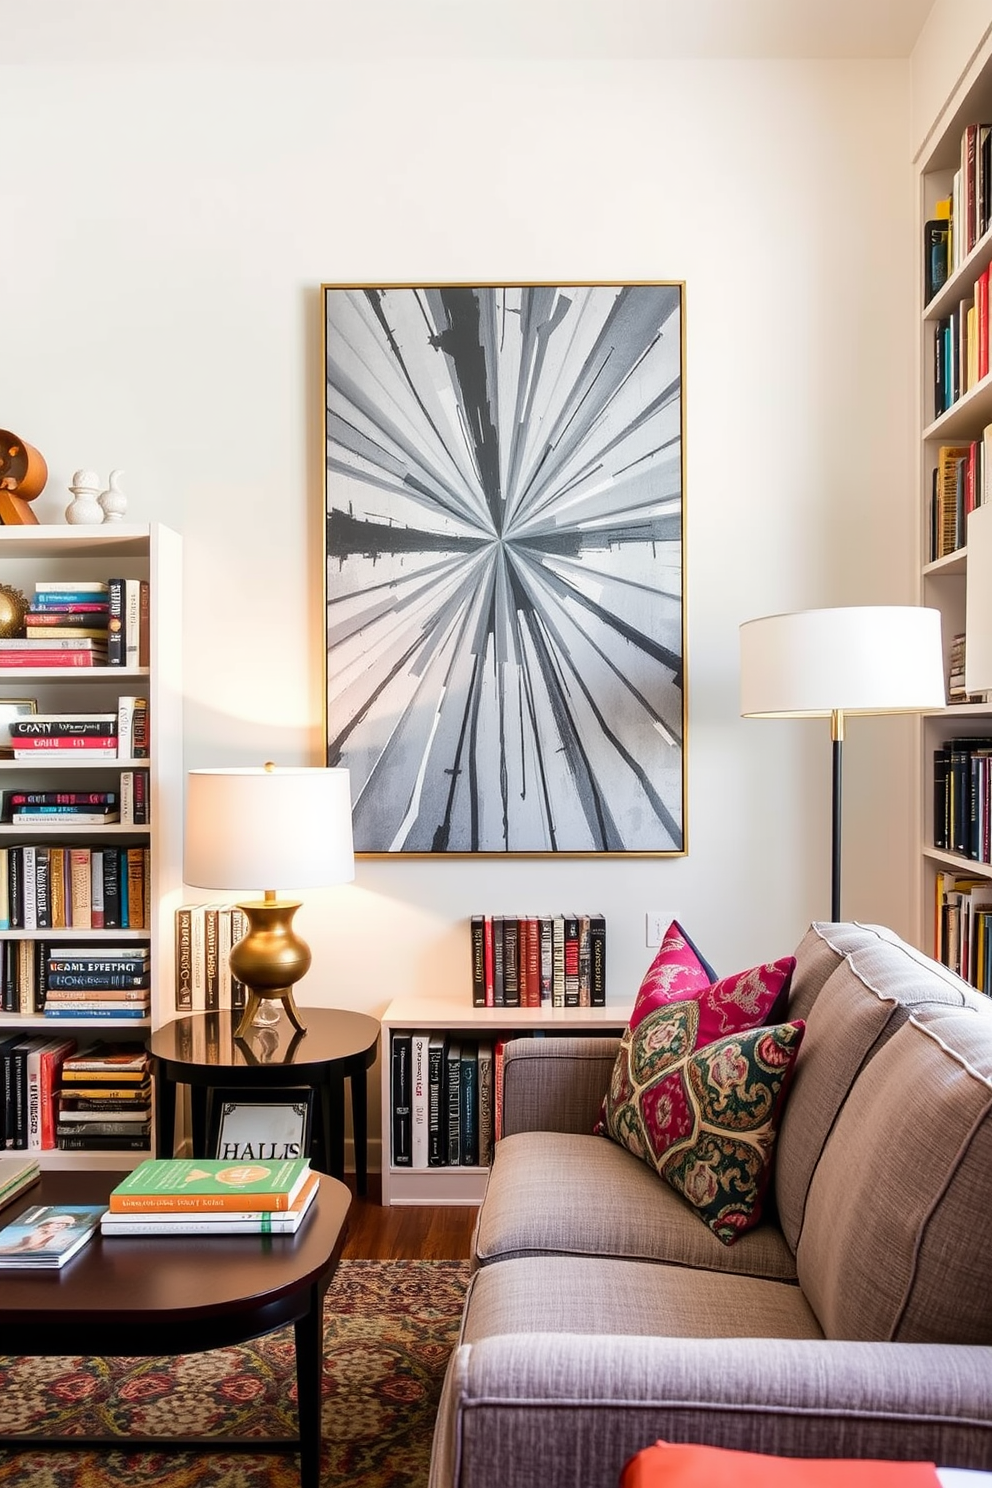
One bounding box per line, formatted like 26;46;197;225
0;1169;350;1487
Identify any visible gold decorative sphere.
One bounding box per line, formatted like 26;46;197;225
0;584;28;638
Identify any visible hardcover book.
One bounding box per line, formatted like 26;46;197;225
0;1204;103;1267
108;1157;312;1212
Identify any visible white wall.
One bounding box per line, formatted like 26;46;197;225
1;48;914;1161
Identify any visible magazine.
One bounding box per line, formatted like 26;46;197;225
0;1204;104;1268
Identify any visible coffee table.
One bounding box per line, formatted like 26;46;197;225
150;1007;381;1195
0;1169;351;1487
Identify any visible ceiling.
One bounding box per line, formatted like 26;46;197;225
0;0;937;63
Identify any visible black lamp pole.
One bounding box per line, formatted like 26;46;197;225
830;708;844;923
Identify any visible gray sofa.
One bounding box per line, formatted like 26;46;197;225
429;921;992;1488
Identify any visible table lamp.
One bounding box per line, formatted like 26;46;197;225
184;764;355;1038
739;606;945;921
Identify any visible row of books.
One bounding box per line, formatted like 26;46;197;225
933;736;992;861
0;843;150;931
470;913;607;1007
927;435;992;560
0;775;149;828
391;1033;504;1169
0;1037;151;1152
923;122;992;307
2;699;149;761
947;633;986;706
100;1156;317;1238
935;872;992;993
174;903;248;1013
0;578;149;670
0;940;150;1017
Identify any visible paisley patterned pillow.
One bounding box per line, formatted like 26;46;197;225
632;922;795;1042
601;1000;806;1245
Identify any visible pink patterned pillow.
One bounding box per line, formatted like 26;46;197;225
632;921;795;1045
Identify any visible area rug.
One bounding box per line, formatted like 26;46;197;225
0;1257;470;1487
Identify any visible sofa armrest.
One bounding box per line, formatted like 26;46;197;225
429;1334;992;1488
500;1037;619;1137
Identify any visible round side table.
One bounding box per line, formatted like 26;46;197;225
149;1008;380;1195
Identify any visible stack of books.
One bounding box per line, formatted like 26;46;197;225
2;580;111;668
44;944;150;1021
174;903;248;1013
55;1042;152;1151
392;1033;499;1170
0;1203;104;1267
8;713;118;760
0;1034;76;1149
0;1155;40;1211
100;1156;319;1237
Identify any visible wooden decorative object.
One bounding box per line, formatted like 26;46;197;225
0;431;46;526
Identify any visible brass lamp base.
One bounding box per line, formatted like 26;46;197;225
230;896;311;1041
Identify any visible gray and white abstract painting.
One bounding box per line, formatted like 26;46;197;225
324;283;685;854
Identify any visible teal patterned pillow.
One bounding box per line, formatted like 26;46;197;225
601;1000;805;1245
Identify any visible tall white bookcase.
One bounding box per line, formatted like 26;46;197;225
380;995;630;1206
917;43;992;973
0;523;182;1168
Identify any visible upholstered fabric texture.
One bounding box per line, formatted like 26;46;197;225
474;1130;799;1281
601;1002;805;1244
798;1004;992;1344
499;1037;620;1138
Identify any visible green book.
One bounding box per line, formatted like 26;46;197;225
109;1156;312;1213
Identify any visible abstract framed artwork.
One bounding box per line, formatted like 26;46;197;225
323;281;686;856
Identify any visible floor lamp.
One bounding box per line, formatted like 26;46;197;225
739;607;945;922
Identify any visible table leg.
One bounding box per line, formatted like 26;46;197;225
349;1059;369;1198
325;1069;346;1182
153;1062;177;1159
190;1085;209;1157
294;1286;325;1488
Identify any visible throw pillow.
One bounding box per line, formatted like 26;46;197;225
601;1000;805;1244
632;921;796;1042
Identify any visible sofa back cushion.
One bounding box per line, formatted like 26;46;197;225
797;1002;992;1343
774;922;982;1253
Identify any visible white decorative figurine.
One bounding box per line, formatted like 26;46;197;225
65;470;104;525
99;469;128;523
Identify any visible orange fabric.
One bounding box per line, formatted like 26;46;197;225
619;1442;941;1488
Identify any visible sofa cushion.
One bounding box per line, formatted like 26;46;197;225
600;1003;805;1244
775;923;984;1254
474;1130;798;1281
798;1000;992;1343
461;1254;822;1344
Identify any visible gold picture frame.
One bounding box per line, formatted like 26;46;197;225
0;699;37;759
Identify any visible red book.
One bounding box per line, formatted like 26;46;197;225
12;736;118;752
523;915;541;1007
0;652;102;668
39;1039;76;1150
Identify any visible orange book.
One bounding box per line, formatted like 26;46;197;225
108;1157;312;1213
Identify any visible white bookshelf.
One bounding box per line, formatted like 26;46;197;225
917;44;992;971
380;994;631;1206
0;523;182;1168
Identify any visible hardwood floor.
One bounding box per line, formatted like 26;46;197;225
339;1176;478;1260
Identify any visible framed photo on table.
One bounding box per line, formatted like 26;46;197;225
206;1087;314;1163
323;281;687;858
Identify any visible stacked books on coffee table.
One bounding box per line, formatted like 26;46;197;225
100;1156;318;1237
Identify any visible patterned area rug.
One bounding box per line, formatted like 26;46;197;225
0;1258;470;1487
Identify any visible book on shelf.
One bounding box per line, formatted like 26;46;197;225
477;1041;494;1168
427;1033;447;1166
9;714;116;737
459;1044;478;1167
445;1040;461;1166
923;216;949;304
0;1204;103;1268
108;1157;312;1213
173;903;246;1013
470;915;486;1008
391;1032;412;1167
410;1031;430;1169
100;1170;319;1237
12;736;118;756
34;581;109;595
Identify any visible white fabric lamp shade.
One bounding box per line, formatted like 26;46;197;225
740;607;946;717
966;504;992;693
184;766;355;894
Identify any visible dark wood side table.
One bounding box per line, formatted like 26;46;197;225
0;1168;351;1487
150;1009;380;1196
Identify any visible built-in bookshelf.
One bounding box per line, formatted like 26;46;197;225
0;524;182;1168
379;995;631;1206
